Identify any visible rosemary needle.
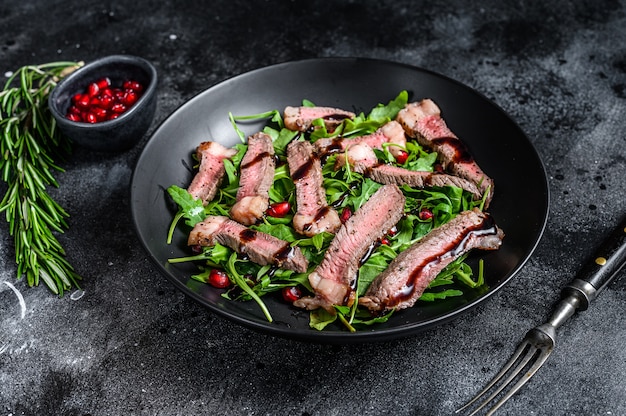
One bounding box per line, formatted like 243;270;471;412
0;61;83;295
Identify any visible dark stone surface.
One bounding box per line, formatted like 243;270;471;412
1;1;625;415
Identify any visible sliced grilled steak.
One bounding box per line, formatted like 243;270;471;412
360;208;504;312
230;132;275;225
187;141;238;205
287;140;341;236
368;165;482;200
396;99;494;206
188;215;309;273
284;105;355;133
293;184;405;311
337;143;482;200
315;120;407;158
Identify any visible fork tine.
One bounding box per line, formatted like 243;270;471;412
482;349;552;416
455;341;531;413
465;344;540;416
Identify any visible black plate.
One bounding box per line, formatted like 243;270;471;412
130;58;549;343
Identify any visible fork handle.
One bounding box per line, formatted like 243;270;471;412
562;215;626;312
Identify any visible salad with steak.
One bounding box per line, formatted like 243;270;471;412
167;91;504;331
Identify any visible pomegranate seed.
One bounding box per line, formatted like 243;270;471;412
395;150;409;164
85;112;98;123
419;208;434;220
101;87;113;98
123;80;144;92
122;90;138;106
76;94;91;109
93;107;108;121
387;226;398;236
340;207;352;223
67;113;82;122
111;103;127;113
207;269;230;288
71;93;83;104
87;82;100;97
99;94;114;109
96;77;110;89
380;236;390;245
282;286;302;303
267;201;290;218
108;113;120;121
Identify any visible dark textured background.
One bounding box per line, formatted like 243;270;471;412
1;1;625;415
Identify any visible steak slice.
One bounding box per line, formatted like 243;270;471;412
187;141;238;205
396;99;494;206
315;120;407;158
359;208;504;312
284;105;355;133
287;140;341;236
188;216;308;273
293;184;405;311
337;143;482;200
368;165;482;200
230;132;276;225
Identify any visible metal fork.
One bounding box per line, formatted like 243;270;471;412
456;215;626;415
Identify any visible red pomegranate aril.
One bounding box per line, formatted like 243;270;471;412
85;112;98;124
207;269;230;288
87;82;100;97
99;94;114;109
282;286;302;303
111;103;127;113
76;94;91;109
71;93;83;104
395;150;409;164
419;208;434;220
121;90;138;106
380;236;390;245
267;201;290;218
108;113;120;121
95;77;110;89
67;113;82;122
89;96;102;107
93;107;108;121
123;80;143;92
340;207;352;223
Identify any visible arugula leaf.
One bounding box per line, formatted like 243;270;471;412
167;185;205;227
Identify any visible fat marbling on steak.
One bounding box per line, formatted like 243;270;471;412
230;132;275;225
188;215;309;273
396;99;494;206
187;141;238;205
359;208;504;313
293;184;405;312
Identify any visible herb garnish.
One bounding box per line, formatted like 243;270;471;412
0;62;83;295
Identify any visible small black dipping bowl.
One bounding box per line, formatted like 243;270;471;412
49;55;157;152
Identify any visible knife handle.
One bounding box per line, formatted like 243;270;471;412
562;215;626;310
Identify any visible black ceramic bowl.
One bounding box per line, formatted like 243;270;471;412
49;55;157;152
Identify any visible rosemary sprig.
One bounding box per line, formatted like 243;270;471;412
0;61;83;295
